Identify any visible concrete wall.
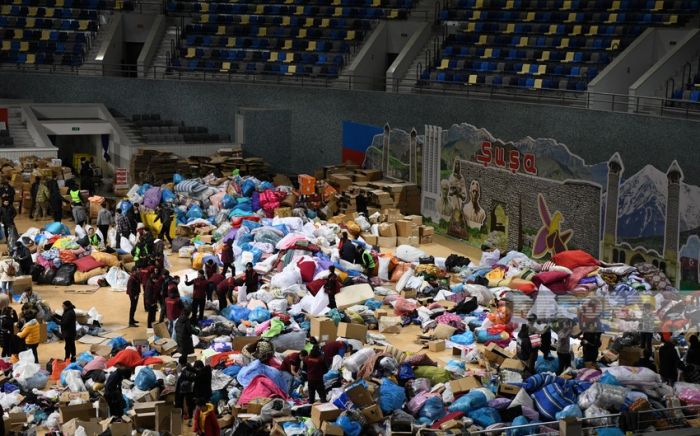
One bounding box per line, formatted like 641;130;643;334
122;13;156;44
138;15;167;78
3;72;700;185
387;22;432;92
346;23;388;91
235;107;292;172
99;14;124;76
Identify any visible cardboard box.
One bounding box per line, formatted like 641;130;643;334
395;220;413;237
311;403;342;429
501;358;527;372
62;418;105;436
484;343;515;365
60;403;95;422
233;336;261;352
156;404;182;435
428;340;445;352
345;383;374;408
374;309;388;319
335;283;375;309
321;421;344;436
153;338;178;355
404;215;423;226
153;321;171;339
90;344;112;358
60;391;90;404
362;404;384;424
274;207;291;218
378;223;396;237
336;322;367;344
128;401;164;429
310;317;338;346
360;233;378;246
377;236;397;248
99;418;133;436
217;413;235;429
38;321;47;344
498;383;521;397
400;288;417;299
560;417;583;436
271;417;298;436
11;275;32;293
618;346;643;366
420;235;434;244
440;420;463;430
448;376;482;396
391;420;414;436
247;398;272;415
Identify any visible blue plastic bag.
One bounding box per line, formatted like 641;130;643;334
273;224;289;236
467;407;501;427
595;429;625;436
448;390;487;413
450;331;475;345
334;416;361;436
365;300;382;310
398;362;415;381
535;356;559;374
556;404;583;420
260;181;275;191
226;306;250;323
324;370;340;385
379;377;406;414
598;372;620;386
107;336;127;349
223;364;242;378
249;307;271;323
76;351;94;363
162;189;177;203
221;194;236;210
137;183;152;196
241;180;256;197
120;200;133;215
135;367;157;390
418;397;447;424
241;220;261;231
186;205;204;219
173;174;184;183
508;416;532;436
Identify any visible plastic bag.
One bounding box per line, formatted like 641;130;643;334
399;363;415;381
25;370;49;390
467;407;501;427
379;377;406;414
344;348;375;373
450;331;475;345
334;416;362;436
261;318;284;338
186;205;204;220
270;330;307;352
107;336;127;349
249;307;271;323
120;236;133;252
418;396;447;424
76;351;94;363
556;404;583;419
449;390;487;413
260;398;292;423
64;370;87;392
135;367;157;391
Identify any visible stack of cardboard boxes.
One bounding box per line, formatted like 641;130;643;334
0;156;74;215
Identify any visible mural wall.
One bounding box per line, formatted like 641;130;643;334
344;121;700;291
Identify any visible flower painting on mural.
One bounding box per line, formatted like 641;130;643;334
532;193;573;259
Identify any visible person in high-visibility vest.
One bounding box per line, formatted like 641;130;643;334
87;227;101;249
68;186;83;205
356;245;375;276
132;241;149;268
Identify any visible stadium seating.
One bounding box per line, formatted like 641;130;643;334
166;0;414;78
424;0;698;91
0;0;133;67
131;113;228;144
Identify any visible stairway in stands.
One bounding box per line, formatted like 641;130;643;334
5;106;36;148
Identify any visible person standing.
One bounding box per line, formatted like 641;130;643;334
185;271;208;323
72;202;88;227
126;203;139;235
176;356;197;426
0;199;17;247
79;157;93;195
243;262;259;294
325;266;340;309
96;202;112;246
105;368;131;417
0;294;17;358
12;242;32;276
206;272;224;303
220;239;234;277
0;258;18;298
659;338;684;386
175;307;200;356
33;180;50;221
155;204;174;246
193;398;221;436
687;335;700;367
517;324;535;374
144;276;158;329
133;241;149;268
0;180;15;204
165;290;183;333
126;268;141;327
193;361;212;403
29;176;41;220
68;182;84;206
580;331;602;370
303;345;327;403
555;318;573;375
59;301;77;362
640;303;655;352
18;313;40;363
49;184;69;223
115;209;131;250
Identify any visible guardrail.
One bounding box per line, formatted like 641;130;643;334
2;61;700;122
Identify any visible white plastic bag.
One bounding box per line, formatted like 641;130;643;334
267;298;288;313
238;285;248;304
105;267;129;291
108;228;117;247
331;355;343;371
75;426;88;436
378;257;391;281
13;350;40;385
65;370;87;392
120;236;133;252
343;348;375;373
309;288;329;315
74;225;86;239
45;412;61;430
87;307;103;325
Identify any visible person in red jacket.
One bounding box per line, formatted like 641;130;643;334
243;262;259;293
280;350;307;377
165;290;183;333
139;261;155;296
322;341;353;367
220;239;235;277
303;345;327;403
206;272;225;302
325;266;340;309
185;271;208;323
203;259;219;280
167;275;181;298
216;276;235;311
126;267;141;327
193;397;221;436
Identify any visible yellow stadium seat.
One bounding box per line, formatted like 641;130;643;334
281;17;290;26
653;0;664;11
438;59;449;70
1;5;10;14
504;0;514;9
25;18;35;27
220;62;230;72
464;23;476;32
295;6;304;15
19;42;28;51
571;25;582;35
186;48;196;58
79;21;88;30
297;29;307;38
200;14;209;23
565;12;576;23
332;0;340;5
345;30;355;40
287;65;296;75
607;39;621;50
217;26;226;36
240;15;249;25
226;38;235;48
504;23;515;33
304;18;313;27
472;11;481;19
1;41;10;50
586;25;598;35
15;30;23;39
45;7;54;17
557;38;569;48
28;7;37;16
476;34;487;45
545;24;557;35
560;0;571;9
41;30;50;41
200;3;208;12
255;5;264;14
388;9;398;18
12;0;20;4
563;52;574;62
517;37;528;47
283;40;292;50
55;0;63;5
469;75;477;84
307;41;317;51
524;12;535;22
284;0;293;3
665;15;678;24
518;64;529;74
26;54;35;64
533;79;543;89
539;51;550;61
269;52;278;62
536;65;546;75
321;19;329;28
609;1;620;11
606;13;618;23
475;0;483;8
482;48;492;59
372;0;380;6
258;27;266;37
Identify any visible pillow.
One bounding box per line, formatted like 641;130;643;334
90;251;120;268
432;323;457;340
532;271;570;287
296;260;316;282
551;250;600;270
509;387;534;410
73;255;106;272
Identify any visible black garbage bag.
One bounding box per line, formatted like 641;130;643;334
171;237;190;252
37;268;56;285
30;264;45;282
52;263;77;286
445;254;471;271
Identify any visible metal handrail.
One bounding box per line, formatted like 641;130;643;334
3;61;700;121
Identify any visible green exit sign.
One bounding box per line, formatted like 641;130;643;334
72;127;80;131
